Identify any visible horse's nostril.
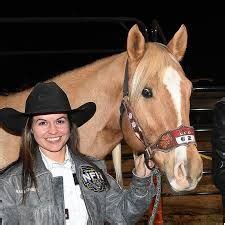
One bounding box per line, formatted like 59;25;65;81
178;164;184;177
175;162;187;179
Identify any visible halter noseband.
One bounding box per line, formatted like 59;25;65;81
120;61;197;169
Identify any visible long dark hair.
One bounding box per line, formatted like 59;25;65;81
20;117;38;202
20;114;109;202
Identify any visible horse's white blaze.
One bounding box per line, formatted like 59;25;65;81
163;67;188;180
163;66;182;126
174;145;187;167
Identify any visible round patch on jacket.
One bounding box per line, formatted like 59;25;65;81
80;165;107;192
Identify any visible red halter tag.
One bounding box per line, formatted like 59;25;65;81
152;125;196;151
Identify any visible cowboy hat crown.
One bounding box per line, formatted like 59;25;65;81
0;82;96;134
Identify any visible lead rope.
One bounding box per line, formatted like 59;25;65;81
148;167;161;225
121;97;162;224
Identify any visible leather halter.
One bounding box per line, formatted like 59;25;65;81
120;60;197;169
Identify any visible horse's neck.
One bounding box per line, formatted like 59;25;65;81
0;53;127;168
56;53;127;159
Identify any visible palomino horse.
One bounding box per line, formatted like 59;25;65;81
0;24;203;192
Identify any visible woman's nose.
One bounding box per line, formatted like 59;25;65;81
48;123;58;134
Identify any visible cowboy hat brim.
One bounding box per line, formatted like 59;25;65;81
69;102;96;127
0;102;96;135
0;108;28;135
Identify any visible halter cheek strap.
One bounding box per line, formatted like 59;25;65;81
121;97;197;169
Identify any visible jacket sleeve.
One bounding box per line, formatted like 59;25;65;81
105;170;156;224
0;178;19;225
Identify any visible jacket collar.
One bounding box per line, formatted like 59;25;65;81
34;146;76;174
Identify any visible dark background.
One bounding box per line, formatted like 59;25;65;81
0;2;224;92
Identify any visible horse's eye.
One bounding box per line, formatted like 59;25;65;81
142;87;153;98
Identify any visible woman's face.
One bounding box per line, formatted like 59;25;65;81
31;113;70;156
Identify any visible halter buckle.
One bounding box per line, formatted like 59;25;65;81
144;147;155;170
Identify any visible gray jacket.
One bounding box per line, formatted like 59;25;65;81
0;150;155;225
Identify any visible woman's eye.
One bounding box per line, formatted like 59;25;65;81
142;87;153;98
38;121;46;126
57;119;65;124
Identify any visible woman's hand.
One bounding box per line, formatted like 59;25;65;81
134;154;153;177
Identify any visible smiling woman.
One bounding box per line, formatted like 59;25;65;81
0;81;156;224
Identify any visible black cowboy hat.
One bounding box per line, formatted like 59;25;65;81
0;81;96;135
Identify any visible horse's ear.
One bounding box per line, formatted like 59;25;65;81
167;24;188;61
127;24;145;61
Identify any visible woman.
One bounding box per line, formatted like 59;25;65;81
0;81;155;225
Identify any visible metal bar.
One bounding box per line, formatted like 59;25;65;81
162;191;221;197
0;17;149;55
0;17;148;41
203;170;213;175
0;49;122;56
193;86;225;92
194;128;212;132
191;108;213;111
198;150;212;154
0;17;145;25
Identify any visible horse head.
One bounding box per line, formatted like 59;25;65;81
121;24;203;192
